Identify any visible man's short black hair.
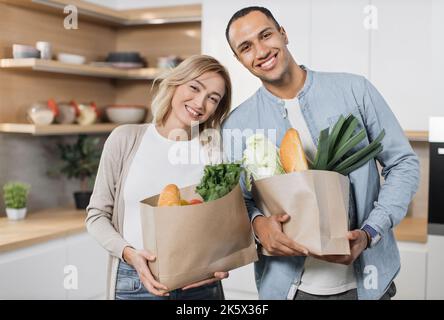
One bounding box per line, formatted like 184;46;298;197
225;6;281;50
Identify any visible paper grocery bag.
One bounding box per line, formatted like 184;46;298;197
139;184;258;291
252;170;351;256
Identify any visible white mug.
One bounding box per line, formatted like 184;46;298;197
36;41;52;60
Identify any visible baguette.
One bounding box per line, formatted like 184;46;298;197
280;128;309;172
157;184;181;206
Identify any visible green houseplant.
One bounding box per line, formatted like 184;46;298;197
3;181;31;220
57;135;102;209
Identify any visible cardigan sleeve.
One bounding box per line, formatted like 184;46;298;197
85;127;133;261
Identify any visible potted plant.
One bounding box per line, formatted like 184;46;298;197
57;135;102;209
3;181;31;220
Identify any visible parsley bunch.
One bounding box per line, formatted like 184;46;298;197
195;163;242;202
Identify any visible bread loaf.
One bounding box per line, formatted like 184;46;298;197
280;128;309;172
157;184;181;206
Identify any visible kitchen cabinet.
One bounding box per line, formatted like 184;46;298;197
0;1;201;132
0;237;67;299
311;0;369;77
371;0;437;131
0;232;107;300
396;235;444;300
223;264;258;300
65;233;108;300
426;235;444;299
394;241;428;300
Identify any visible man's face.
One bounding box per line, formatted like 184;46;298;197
228;11;290;83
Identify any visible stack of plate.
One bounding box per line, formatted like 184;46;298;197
105;52;146;69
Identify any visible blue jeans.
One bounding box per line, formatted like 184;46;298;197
115;261;225;300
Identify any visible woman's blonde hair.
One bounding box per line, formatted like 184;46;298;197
151;55;232;133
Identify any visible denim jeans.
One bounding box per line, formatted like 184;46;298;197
294;282;397;300
115;261;225;300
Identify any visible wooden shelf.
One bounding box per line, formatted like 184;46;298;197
0;123;119;135
394;216;428;243
0;58;161;80
2;0;201;25
0;207;86;253
405;130;429;142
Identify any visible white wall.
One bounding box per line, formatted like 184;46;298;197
202;0;444;131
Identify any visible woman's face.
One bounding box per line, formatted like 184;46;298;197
169;71;226;127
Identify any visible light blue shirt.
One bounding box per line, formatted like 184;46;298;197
222;66;420;300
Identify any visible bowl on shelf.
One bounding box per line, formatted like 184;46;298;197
105;52;146;68
106;52;144;63
13;44;40;59
105;105;147;124
57;53;86;65
27;101;58;125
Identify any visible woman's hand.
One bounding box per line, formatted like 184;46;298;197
182;271;229;290
123;246;169;296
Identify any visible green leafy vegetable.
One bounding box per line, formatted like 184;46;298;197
311;114;385;175
195;163;242;202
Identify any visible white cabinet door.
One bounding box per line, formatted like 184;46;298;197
431;0;444;122
222;263;258;300
65;233;108;300
394;241;427;300
0;238;67;299
426;235;444;299
371;0;434;131
311;0;370;76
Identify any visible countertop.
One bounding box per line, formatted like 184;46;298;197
0;208;428;253
394;216;428;243
0;207;86;253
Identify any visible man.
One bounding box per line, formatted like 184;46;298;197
222;6;420;300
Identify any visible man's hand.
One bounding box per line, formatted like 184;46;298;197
253;214;309;256
309;229;369;265
182;271;229;290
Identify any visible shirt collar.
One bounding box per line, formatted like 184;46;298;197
259;65;313;104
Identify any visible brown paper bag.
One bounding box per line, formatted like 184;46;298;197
139;183;258;291
252;170;351;256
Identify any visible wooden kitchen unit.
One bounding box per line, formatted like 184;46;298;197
0;0;201;131
0;207;86;253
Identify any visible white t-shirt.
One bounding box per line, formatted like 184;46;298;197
123;124;208;250
285;97;357;295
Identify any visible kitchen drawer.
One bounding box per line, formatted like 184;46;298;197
394;241;427;300
65;233;108;300
0;237;67;299
426;235;444;299
0;232;108;299
222;263;258;300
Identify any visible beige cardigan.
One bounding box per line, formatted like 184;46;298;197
86;123;150;300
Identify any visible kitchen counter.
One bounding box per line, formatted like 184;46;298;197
0;208;428;253
394;216;428;243
0;207;86;253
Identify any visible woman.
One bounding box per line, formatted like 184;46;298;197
86;55;232;300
